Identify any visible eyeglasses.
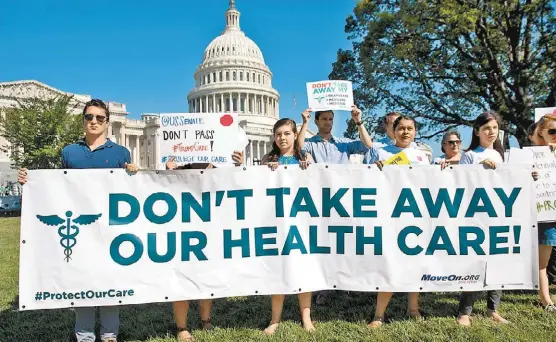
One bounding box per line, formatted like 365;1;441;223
548;129;556;135
446;140;461;145
84;114;107;123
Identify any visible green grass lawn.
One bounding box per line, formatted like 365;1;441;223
2;217;556;342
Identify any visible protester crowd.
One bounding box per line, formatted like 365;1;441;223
17;99;556;342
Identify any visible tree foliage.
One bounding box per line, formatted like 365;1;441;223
0;96;83;169
331;0;556;146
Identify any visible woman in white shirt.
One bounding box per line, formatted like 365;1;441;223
456;112;507;326
369;115;429;328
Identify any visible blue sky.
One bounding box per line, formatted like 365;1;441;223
1;0;513;155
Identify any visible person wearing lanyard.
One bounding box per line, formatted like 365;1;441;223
261;118;313;335
368;115;430;328
18;99;138;342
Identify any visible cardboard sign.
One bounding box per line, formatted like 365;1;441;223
158;113;239;168
306;80;354;111
508;146;556;222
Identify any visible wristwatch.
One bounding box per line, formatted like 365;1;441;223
356;121;364;126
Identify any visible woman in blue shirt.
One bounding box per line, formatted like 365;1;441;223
261;118;313;335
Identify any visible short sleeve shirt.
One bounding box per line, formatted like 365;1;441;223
302;135;369;164
61;139;131;169
459;146;503;165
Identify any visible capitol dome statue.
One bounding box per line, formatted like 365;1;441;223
187;0;280;165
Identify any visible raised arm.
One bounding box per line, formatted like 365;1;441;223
296;108;311;152
352;105;373;148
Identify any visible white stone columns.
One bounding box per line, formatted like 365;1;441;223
107;122;113;139
249;140;254;165
263;140;267;156
213;94;216;113
221;93;224;112
134;135;139;164
205;96;208;113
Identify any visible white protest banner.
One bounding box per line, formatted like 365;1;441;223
306;80;354;111
158;113;239;168
508;146;556;222
19;164;538;310
534;107;556;122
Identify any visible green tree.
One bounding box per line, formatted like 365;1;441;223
0;96;84;168
331;0;556;146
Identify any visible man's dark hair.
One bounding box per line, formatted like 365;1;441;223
315;110;334;120
82;99;110;121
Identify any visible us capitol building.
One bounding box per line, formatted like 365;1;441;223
0;0;306;173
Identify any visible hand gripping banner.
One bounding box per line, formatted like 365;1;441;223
19;164;538;310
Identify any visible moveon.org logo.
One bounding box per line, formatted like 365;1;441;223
421;274;480;282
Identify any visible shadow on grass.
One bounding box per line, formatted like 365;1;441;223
0;291;470;341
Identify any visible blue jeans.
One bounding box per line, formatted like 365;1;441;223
75;306;119;342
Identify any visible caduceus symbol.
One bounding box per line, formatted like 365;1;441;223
315;96;325;103
36;211;102;262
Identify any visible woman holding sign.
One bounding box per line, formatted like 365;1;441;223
456;111;509;326
261;117;314;334
165;153;244;341
531;114;556;312
369;115;430;328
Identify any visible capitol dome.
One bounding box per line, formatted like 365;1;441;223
187;0;280;165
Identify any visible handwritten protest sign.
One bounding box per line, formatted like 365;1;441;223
384;152;410;165
534;107;556;123
508;146;556;222
306;80;354;111
158;113;239;168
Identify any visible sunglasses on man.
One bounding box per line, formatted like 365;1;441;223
83;114;107;123
445;140;461;145
548;129;556;135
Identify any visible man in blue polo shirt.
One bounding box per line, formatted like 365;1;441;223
19;98;137;342
297;105;373;164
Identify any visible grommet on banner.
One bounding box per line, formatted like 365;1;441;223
110;170;113;174
200;171;204;174
64;171;67;174
165;296;168;300
22;240;25;244
255;291;258;294
284;166;287;169
298;288;301;291
419;287;423;291
156;171;160;174
119;300;122;304
450;166;453;170
367;165;371;169
460;287;463;290
535;285;539;289
211;293;214;297
333;285;337;289
243;167;246;171
533;224;536;228
22;305;25;309
375;287;379;290
325;165;329;168
501;285;505;289
409;166;413;170
71;302;74;306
